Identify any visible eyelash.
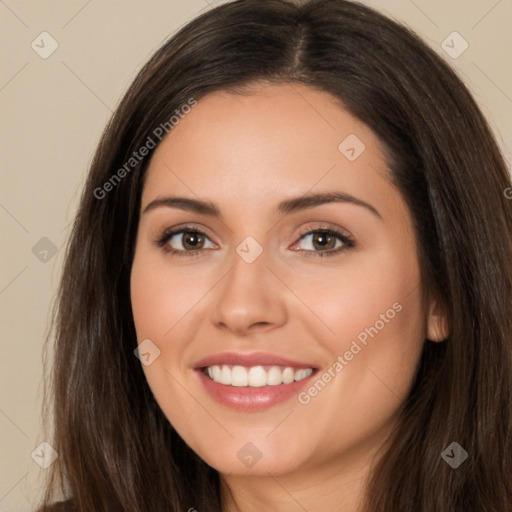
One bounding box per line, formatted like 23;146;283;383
153;223;355;259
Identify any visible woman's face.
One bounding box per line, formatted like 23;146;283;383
130;83;442;478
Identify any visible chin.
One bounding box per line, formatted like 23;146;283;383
189;437;311;477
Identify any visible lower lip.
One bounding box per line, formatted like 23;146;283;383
195;369;316;412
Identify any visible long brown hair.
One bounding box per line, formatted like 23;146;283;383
37;1;512;510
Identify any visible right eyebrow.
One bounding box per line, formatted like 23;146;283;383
142;196;221;217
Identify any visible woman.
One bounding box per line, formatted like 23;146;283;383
37;0;512;510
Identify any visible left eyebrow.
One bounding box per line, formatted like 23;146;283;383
142;191;382;220
276;191;382;219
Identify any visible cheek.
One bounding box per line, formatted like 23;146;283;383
290;259;424;454
130;247;218;406
290;243;425;418
130;247;208;341
131;260;163;342
288;246;423;354
130;251;202;418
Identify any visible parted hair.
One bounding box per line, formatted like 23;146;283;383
37;1;512;511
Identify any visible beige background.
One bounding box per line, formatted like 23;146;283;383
1;0;511;510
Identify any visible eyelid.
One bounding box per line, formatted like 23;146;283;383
293;222;353;242
153;223;218;253
155;222;218;243
153;221;355;257
289;225;355;257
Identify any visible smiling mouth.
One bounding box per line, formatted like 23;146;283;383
201;364;315;387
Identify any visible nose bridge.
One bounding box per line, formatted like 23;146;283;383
210;234;286;334
224;235;271;300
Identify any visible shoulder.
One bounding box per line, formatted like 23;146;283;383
37;500;76;512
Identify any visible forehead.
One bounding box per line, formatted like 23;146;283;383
141;83;397;218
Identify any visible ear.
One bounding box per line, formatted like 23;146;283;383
426;298;450;342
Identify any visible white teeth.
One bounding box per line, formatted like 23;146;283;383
294;368;313;381
282;367;295;384
221;365;231;385
212;365;221;382
231;365;248;387
267;366;283;386
248;366;267;387
204;365;314;387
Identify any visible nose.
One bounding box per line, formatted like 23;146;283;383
210;245;288;337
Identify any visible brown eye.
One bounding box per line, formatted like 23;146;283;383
310;231;338;251
166;230;214;252
292;228;355;259
180;231;206;250
155;227;216;257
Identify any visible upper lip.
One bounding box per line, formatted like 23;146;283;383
193;352;318;370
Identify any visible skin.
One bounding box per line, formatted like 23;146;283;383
130;82;449;512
